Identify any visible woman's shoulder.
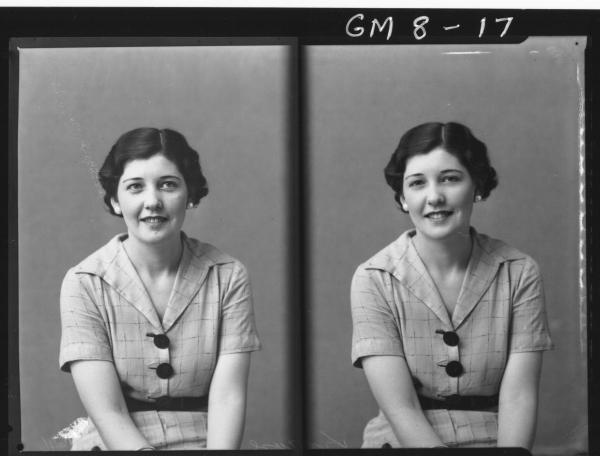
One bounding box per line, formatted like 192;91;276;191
183;236;252;290
473;230;544;284
354;230;414;275
473;230;538;265
61;235;127;296
182;235;246;270
66;233;126;277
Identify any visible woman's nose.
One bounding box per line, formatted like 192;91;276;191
144;189;163;210
426;185;445;206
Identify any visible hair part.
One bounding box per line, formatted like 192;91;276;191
384;122;498;212
98;127;209;217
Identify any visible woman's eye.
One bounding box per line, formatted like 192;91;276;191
442;175;461;183
126;183;143;191
160;181;178;190
408;179;424;188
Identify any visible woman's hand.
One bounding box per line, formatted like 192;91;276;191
497;351;543;450
70;360;152;450
206;352;251;449
362;355;445;448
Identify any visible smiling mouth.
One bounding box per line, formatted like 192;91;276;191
140;216;168;224
425;210;453;220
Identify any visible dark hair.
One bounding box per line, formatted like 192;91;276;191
384;122;498;211
98;127;209;217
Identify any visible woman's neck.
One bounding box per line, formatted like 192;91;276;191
412;229;473;273
123;233;183;278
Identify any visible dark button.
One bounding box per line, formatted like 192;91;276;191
91;446;102;451
153;334;170;349
382;443;392;448
445;361;463;377
156;363;174;379
443;331;459;346
436;329;459;347
146;332;170;349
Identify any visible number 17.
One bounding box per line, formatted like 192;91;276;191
479;17;514;38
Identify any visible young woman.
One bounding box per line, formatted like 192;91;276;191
351;122;553;449
59;127;260;450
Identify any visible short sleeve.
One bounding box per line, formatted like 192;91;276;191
509;258;554;353
351;265;404;368
59;269;113;372
218;261;261;355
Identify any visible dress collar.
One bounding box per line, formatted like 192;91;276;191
364;228;526;329
74;232;234;331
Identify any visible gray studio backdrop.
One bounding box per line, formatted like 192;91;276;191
306;38;586;455
17;44;291;450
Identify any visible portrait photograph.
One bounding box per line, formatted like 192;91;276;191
305;37;587;454
14;39;294;451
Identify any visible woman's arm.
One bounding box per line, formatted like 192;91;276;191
70;360;152;450
362;355;446;448
497;351;543;450
206;352;251;449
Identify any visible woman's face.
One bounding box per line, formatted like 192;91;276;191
111;153;189;247
401;147;476;242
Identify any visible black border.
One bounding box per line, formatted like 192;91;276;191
3;7;599;456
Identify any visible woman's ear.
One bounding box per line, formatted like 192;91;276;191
111;198;122;215
399;195;408;212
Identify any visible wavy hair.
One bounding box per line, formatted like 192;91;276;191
98;128;209;217
384;122;498;212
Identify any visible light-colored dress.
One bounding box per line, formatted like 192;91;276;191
59;232;261;450
351;228;553;448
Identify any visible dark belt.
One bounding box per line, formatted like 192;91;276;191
125;395;208;412
418;394;499;411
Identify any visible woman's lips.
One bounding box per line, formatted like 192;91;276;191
140;216;168;225
425;210;453;221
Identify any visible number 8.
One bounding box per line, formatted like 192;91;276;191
413;15;429;40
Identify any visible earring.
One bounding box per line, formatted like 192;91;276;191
475;194;482;202
187;202;194;209
401;203;408;211
114;207;121;215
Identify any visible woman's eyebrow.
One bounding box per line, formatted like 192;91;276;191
404;172;424;180
440;169;464;174
121;175;182;183
121;177;142;183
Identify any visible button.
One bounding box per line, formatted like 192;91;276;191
153;334;170;349
435;329;459;346
146;332;170;349
443;331;459;347
445;361;463;377
156;363;174;379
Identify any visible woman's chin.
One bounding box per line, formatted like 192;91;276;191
129;229;181;246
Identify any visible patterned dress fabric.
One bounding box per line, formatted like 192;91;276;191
351;228;553;448
59;232;261;450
